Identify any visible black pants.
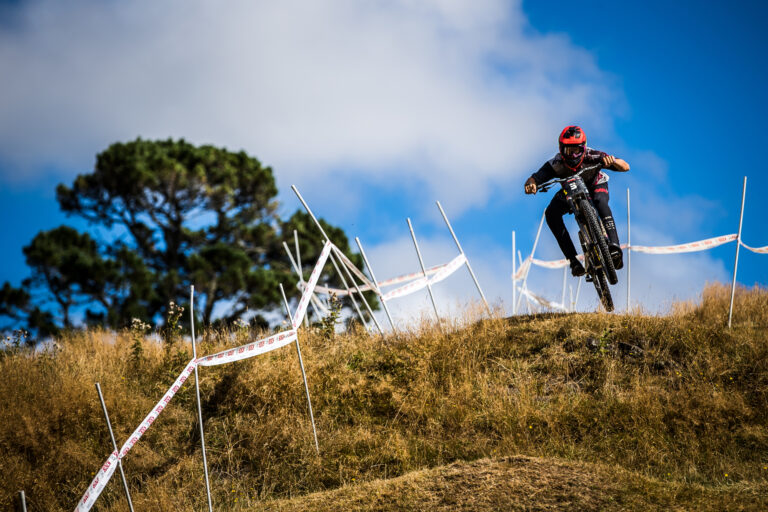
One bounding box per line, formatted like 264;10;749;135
545;183;616;260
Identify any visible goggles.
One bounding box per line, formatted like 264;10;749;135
562;145;584;156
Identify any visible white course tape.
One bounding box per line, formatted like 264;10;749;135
741;241;768;254
383;254;466;301
293;241;333;328
305;260;452;297
429;253;466;285
377;262;448;288
76;359;197;512
517;286;568;312
384;276;428;301
631;234;736;254
511;257;531;281
75;451;119;512
197;330;297;367
331;245;378;291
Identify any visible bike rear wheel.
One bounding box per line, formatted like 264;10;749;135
580;198;618;285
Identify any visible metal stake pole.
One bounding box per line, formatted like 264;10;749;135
355;237;397;332
517;250;532;315
560;265;567;311
328;254;370;331
290;185;369;328
436;201;491;315
18;491;27;512
407;218;442;328
95;383;134;512
518;211;545;312
512;231;516;315
338;256;384;334
280;284;320;454
626;188;631;311
190;286;213;512
574;275;583;309
283;241;322;322
728;177;747;328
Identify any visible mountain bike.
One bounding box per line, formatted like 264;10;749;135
538;165;617;312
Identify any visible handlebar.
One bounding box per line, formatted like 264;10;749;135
535;163;602;193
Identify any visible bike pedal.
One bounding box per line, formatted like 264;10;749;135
585;274;594;283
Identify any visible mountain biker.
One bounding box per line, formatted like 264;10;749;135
524;126;630;277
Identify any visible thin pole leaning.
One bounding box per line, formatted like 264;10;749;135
512;231;516;315
407;218;442;329
517;211;545;313
291;185;369;328
518;250;532;315
190;286;213;512
95;383;134;512
728;177;747;328
560;266;567;312
355;237;397;332
436;201;491;315
18;491;27;512
338;255;384;335
574;275;583;309
328;254;370;331
279;283;320;454
283;241;322;322
627;188;631;311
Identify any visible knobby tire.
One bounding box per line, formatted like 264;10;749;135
579;198;616;311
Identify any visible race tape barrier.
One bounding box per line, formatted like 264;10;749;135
303;260;455;297
383;253;466;301
517;286;567;312
630;234;737;254
75;451;119;512
293;241;333;328
525;232;750;268
76;359;197;512
197;330;297;367
331;245;378;292
511;257;532;281
741;241;768;254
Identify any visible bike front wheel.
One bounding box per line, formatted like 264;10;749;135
580;198;618;286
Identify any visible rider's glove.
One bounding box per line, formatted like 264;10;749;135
524;177;537;195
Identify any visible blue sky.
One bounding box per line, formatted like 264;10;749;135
0;0;765;322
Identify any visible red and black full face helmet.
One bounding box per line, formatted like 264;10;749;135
558;125;587;170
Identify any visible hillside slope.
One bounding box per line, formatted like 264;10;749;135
1;284;766;511
257;456;768;511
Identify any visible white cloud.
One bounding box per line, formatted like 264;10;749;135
0;0;732;317
0;0;619;211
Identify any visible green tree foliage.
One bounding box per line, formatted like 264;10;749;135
0;138;373;335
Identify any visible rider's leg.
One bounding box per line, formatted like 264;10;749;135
591;186;623;269
545;191;585;276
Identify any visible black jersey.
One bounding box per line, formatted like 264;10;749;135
530;147;609;188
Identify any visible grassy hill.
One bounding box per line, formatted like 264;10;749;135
257;456;768;511
1;284;766;511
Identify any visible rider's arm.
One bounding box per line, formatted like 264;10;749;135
525;160;557;194
602;154;630;172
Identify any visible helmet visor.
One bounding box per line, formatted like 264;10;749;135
562;145;584;157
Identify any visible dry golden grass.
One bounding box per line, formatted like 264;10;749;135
258;456;768;511
1;283;766;511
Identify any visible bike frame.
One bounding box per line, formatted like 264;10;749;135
539;165;606;277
